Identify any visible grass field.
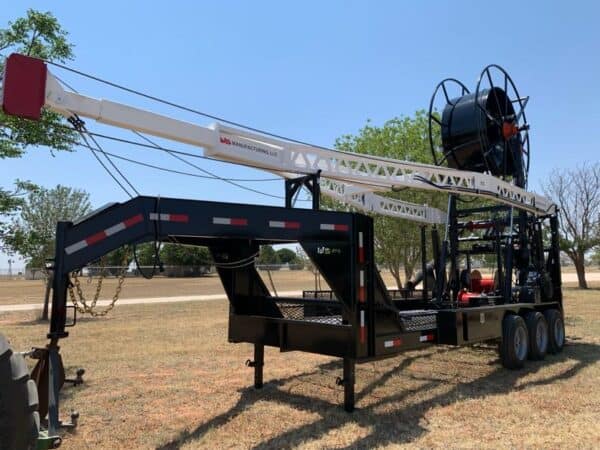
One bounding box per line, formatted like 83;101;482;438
0;270;348;306
0;275;599;449
0;269;595;306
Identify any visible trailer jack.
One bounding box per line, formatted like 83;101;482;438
35;410;78;449
28;341;81;446
36;430;62;450
246;344;265;389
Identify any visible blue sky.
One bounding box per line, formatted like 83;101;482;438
2;1;599;267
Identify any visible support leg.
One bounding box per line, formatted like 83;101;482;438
253;343;264;389
47;342;61;435
343;358;355;412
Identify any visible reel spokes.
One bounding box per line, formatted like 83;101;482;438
428;65;530;188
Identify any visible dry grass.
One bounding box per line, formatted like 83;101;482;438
0;282;598;449
0;270;594;307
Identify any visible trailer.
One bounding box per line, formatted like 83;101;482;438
0;54;565;448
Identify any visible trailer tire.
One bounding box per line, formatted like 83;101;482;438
0;334;40;450
524;311;548;360
544;309;565;354
499;314;528;369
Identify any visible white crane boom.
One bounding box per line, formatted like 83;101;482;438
1;53;554;218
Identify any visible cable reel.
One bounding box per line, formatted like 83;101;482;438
428;64;530;188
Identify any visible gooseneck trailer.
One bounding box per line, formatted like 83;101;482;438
0;54;565;448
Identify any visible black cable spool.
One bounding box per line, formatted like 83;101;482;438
428;65;530;188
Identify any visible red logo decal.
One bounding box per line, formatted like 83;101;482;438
220;137;232;145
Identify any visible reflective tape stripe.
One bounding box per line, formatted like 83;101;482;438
169;214;189;223
213;217;247;226
86;230;107;245
65;240;87;255
360;310;366;344
150;213;189;223
358;231;364;262
105;222;126;236
150;213;168;221
65;213;143;255
123;214;144;227
320;223;349;231
384;338;402;348
269;220;301;229
419;334;435;342
358;270;365;302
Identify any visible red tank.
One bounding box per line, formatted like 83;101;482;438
458;271;495;305
471;276;495;293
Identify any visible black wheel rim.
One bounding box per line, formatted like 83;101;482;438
555;318;565;346
474;64;530;188
428;78;470;167
514;325;528;360
537;320;548;353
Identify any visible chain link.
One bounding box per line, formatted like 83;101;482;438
68;247;130;317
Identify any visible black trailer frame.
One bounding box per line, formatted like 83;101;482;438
43;181;563;431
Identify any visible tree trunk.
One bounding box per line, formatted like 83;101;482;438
41;272;52;321
388;264;402;289
573;254;588;289
404;261;416;284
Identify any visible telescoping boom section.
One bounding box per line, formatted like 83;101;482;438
1;53;553;217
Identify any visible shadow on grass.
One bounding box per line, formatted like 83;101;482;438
13;315;109;328
157;341;600;449
562;286;600;292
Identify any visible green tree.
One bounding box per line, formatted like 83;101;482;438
258;245;280;265
275;248;298;264
333;111;446;287
542;163;600;289
104;246;133;274
4;185;92;267
0;10;77;235
131;242;159;267
591;250;600;269
161;244;211;266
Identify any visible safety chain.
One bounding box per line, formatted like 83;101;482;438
68;247;130;317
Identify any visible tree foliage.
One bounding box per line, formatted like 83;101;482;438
0;9;78;234
275;248;298;264
333;111;446;287
104;246;132;267
258;245;280;265
130;243;157;267
3;185;92;267
161;244;211;266
542;162;600;289
0;9;77;158
591;250;600;268
125;243;212;276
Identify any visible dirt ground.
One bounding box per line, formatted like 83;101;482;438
0;277;598;448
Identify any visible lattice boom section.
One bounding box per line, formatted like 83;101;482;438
320;179;446;224
211;126;554;215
